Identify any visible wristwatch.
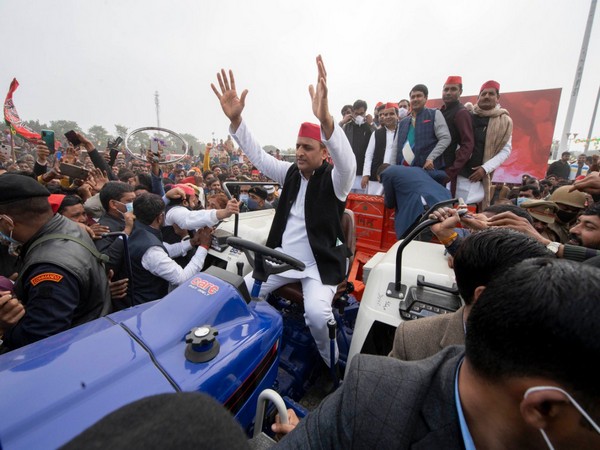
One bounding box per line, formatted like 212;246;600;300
546;241;561;254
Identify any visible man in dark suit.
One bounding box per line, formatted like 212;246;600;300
377;163;451;239
276;259;600;449
389;227;551;360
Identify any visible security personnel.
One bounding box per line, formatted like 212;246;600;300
0;174;110;350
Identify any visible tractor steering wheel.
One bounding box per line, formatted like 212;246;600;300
226;237;305;284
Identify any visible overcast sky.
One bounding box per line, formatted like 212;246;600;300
1;0;599;151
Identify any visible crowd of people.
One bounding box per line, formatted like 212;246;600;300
1;55;600;449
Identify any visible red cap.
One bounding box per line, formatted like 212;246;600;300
49;194;65;214
480;80;500;93
251;169;260;176
375;101;384;108
181;176;197;185
383;102;398;110
172;184;195;197
445;76;462;85
298;122;322;144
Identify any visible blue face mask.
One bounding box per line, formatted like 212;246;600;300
516;197;530;206
239;193;249;204
247;197;260;211
116;201;134;214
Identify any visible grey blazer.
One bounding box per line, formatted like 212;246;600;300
277;346;465;449
389;306;466;361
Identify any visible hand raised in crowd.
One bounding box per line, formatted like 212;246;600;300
40;166;64;184
191;227;213;249
469;166;486;182
308;55;334;139
429;207;461;241
77;182;93;201
459;212;490;231
123;211;135;236
487;211;548;244
0;291;25;331
86;168;109;193
570;171;600;195
340;113;353;126
63;144;79;164
271;408;300;438
211;69;248;132
35;139;50;165
89;222;110;239
74;131;95;152
108;269;128;300
166;186;186;201
216;198;240;220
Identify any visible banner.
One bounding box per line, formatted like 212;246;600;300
4;78;41;141
428;88;562;183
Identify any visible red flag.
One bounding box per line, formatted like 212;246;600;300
4;78;41;141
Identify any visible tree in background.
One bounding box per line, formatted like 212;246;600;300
87;125;112;148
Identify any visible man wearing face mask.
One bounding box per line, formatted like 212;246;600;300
95;181;136;275
547;185;587;243
246;186;274;211
342;99;373;193
0;174;110;351
515;184;541;206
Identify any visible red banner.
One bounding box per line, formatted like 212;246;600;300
428;88;561;183
4;78;41;141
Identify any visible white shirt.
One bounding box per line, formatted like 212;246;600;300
362;126;397;177
141;244;208;286
231;120;355;280
164;205;219;231
482;136;512;174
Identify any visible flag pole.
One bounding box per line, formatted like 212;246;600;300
9;124;16;162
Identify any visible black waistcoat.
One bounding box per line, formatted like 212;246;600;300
266;162;351;285
128;222;169;306
460;114;490;178
441;101;465;168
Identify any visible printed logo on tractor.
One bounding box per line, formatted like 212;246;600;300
189;277;220;295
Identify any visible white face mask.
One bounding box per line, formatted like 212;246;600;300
398;107;408;119
0;215;22;257
354;115;365;126
524;386;600;450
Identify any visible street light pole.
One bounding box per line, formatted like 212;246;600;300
584;85;600;153
557;0;597;158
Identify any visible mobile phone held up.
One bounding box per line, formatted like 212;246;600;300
59;163;89;181
107;136;123;166
41;129;55;155
64;130;81;147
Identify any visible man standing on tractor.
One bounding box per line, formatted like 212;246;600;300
211;55;356;367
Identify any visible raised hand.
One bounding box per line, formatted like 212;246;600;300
211;69;248;132
308;55;334;139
